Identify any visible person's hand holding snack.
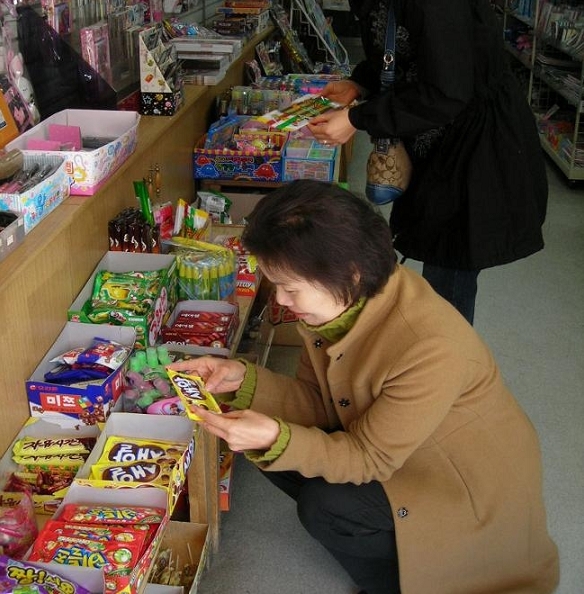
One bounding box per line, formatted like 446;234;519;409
195;407;280;452
320;80;363;105
166;356;246;393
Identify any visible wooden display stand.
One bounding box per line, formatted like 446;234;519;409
0;28;273;555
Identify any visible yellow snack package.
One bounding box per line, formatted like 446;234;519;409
98;436;186;466
166;369;222;422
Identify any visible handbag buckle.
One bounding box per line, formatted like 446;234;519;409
382;51;395;71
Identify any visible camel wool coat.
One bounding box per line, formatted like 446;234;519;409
249;265;559;594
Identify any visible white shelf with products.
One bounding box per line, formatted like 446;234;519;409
493;0;584;183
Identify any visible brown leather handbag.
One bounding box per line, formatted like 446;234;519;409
365;1;412;205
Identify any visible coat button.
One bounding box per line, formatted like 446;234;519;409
397;507;408;518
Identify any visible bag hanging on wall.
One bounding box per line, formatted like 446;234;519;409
365;1;412;205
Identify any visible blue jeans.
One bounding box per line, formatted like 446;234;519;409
422;263;480;325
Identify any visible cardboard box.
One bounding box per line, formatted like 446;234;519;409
34;482;171;594
74;412;195;515
7;109;140;195
67;252;178;349
219;448;235;512
144;586;183;594
0;209;25;261
162;300;239;351
26;322;136;426
193;133;285;183
283;137;339;182
217;191;264;225
0;153;70;233
149;520;209;594
0;416;99;515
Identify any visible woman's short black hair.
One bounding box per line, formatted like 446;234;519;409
242;180;397;305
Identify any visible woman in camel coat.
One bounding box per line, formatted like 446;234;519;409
168;181;559;594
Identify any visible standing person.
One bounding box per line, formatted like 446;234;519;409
167;180;558;594
307;0;548;325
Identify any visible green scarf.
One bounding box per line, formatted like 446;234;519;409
301;297;366;343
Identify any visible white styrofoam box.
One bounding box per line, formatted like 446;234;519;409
7;109;140;195
0;153;70;232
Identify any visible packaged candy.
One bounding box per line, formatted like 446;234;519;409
13;453;87;473
90;270;162;315
59;504;165;525
49;338;131;371
0;492;37;559
12;438;91;458
5;469;75;496
88;459;176;486
166;369;222;422
99;436;186;465
0;555;93;594
40;519;151;544
28;522;149;592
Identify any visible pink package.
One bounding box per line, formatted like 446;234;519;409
48;124;82;150
26;138;62;151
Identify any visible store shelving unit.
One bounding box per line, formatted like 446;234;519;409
493;0;584;183
289;0;350;70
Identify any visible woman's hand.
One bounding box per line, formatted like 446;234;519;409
195;407;281;452
320;80;363;105
307;108;358;146
166;356;247;393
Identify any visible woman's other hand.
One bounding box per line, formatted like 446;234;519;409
195;407;281;452
320;80;363;105
166;356;247;394
307;108;357;146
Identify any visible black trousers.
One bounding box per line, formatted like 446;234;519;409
262;470;401;594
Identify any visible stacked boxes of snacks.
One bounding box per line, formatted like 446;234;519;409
161;300;239;351
67;252;178;350
14;413;204;593
193;115;286;183
26;323;136;426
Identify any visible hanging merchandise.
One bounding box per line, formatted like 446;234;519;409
288;0;350;72
15;5;116;119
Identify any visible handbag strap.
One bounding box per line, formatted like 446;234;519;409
380;1;396;91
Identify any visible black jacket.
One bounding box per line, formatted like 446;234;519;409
348;0;547;270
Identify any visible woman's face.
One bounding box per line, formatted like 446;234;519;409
260;262;347;327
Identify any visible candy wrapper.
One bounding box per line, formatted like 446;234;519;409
0;555;92;594
0;492;37;559
89;459;176;487
28;522;150;592
166;370;221;422
59;504;165;525
98;437;186;465
12;438;91;458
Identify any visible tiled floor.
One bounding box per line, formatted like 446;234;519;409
197;132;584;593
